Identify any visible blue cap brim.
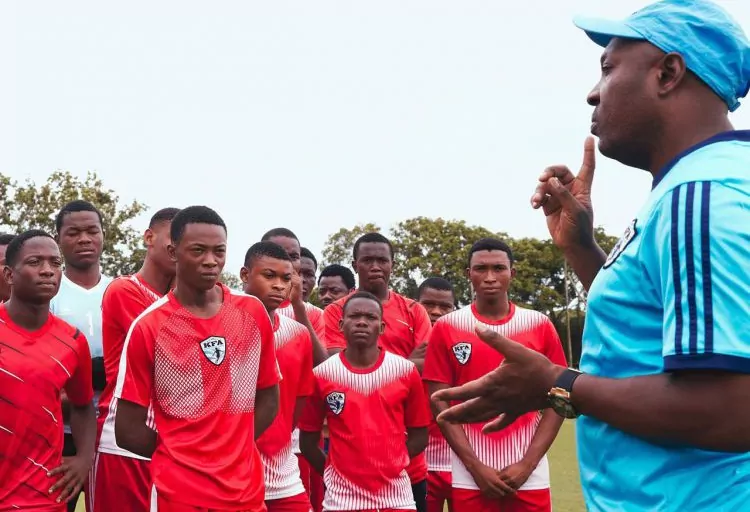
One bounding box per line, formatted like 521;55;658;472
573;15;645;48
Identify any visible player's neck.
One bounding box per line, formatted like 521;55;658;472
64;264;101;289
474;295;510;321
138;259;174;295
344;345;380;368
173;283;223;317
360;286;389;302
4;297;50;331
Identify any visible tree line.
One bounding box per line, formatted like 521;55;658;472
1;171;618;365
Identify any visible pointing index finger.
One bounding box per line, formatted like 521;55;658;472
578;136;597;187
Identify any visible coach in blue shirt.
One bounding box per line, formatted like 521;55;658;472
434;1;750;510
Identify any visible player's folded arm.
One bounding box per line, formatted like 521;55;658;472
651;181;750;373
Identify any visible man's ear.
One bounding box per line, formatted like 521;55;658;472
143;228;154;248
167;243;177;263
3;265;13;288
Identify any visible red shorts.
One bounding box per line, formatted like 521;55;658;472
87;452;152;512
154;495;266;511
452;488;550;512
296;454;324;512
266;493;312;512
426;471;452;512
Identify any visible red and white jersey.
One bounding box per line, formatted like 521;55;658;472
423;303;566;491
98;274;161;459
425;411;452;473
276;299;323;455
257;314;314;501
299;350;430;511
0;305;93;510
115;285;280;510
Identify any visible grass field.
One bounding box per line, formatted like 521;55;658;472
76;421;584;511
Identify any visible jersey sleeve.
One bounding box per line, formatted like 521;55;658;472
323;303;346;350
412;302;432;344
298;377;325;432
256;304;281;390
298;331;315;397
422;321;454;385
404;366;431;428
648;181;750;373
541;319;568;367
64;331;95;406
309;306;325;339
114;320;155;408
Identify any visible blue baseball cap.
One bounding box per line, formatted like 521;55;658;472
574;0;750;112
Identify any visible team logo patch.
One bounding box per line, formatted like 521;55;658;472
603;219;638;269
200;336;226;365
452;342;472;365
326;391;346;415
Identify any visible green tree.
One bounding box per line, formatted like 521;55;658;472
321;222;380;267
220;272;242;290
0;171;147;276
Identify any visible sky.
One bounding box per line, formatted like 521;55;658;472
2;0;749;275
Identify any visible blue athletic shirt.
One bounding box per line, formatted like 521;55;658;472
578;131;750;512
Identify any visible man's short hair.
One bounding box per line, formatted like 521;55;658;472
244;241;292;267
55;200;103;234
0;233;15;246
418;277;455;299
170;206;227;245
261;227;299;242
343;290;383;316
300;247;317;269
149;207;181;228
353;232;394;261
467;238;514;267
318;264;356;290
5;229;55;267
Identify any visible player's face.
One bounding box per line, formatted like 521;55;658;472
269;236;301;273
353;243;392;295
170;223;227;292
587;38;660;167
241;256;293;313
145;221;176;276
340;297;383;348
57;211;104;270
318;275;350;308
419;288;455;325
468;250;514;302
0;244;10;302
5;237;63;304
299;257;316;302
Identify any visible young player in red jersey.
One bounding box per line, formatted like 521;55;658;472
242;241;315;512
323;233;432;511
423;239;567;512
0;230;96;511
91;207;179;512
0;233;15;303
114;206;281;512
416;278;456;512
261;228;327;512
316;265;355;309
299;248;318;303
300;291;430;512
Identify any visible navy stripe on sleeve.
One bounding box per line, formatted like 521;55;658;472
685;182;698;354
670;185;684;356
700;181;714;353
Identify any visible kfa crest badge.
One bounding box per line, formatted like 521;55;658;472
452;342;472;365
326;391;346;415
200;336;226;365
603;219;638;269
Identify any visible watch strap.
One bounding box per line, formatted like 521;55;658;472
554;368;582;393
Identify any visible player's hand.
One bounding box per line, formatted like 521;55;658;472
48;454;93;503
468;461;516;498
434;324;564;432
497;460;534;491
530;136;597;253
289;272;303;305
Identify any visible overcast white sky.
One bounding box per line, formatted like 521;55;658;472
2;1;748;274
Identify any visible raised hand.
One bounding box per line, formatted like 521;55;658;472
530;136;597;252
289;272;303;306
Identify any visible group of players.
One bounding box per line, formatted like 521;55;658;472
0;200;567;512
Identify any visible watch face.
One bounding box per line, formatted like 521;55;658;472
550;395;579;419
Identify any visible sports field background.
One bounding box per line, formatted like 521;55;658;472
76;421;583;511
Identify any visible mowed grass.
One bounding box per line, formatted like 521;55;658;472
76;421;584;512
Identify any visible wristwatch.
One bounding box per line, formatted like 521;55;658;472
548;368;583;419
